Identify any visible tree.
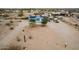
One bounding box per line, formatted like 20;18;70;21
41;17;48;26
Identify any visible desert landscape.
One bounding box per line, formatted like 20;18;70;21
0;9;79;50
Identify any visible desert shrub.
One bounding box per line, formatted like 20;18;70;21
18;10;24;17
29;36;32;39
10;27;14;30
22;29;24;32
0;20;1;22
18;20;21;22
17;37;21;42
54;20;59;23
26;17;28;19
3;14;9;17
22;47;26;49
74;24;79;27
10;21;13;23
8;45;22;50
5;23;11;26
0;45;22;50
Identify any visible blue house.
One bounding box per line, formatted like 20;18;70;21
28;15;44;24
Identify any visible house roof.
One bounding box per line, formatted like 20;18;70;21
29;15;44;20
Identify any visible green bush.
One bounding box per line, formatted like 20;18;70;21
29;19;36;27
41;19;48;26
41;19;48;25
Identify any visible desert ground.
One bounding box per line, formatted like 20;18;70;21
0;16;79;50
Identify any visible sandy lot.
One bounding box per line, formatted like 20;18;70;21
0;17;79;50
24;17;79;50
